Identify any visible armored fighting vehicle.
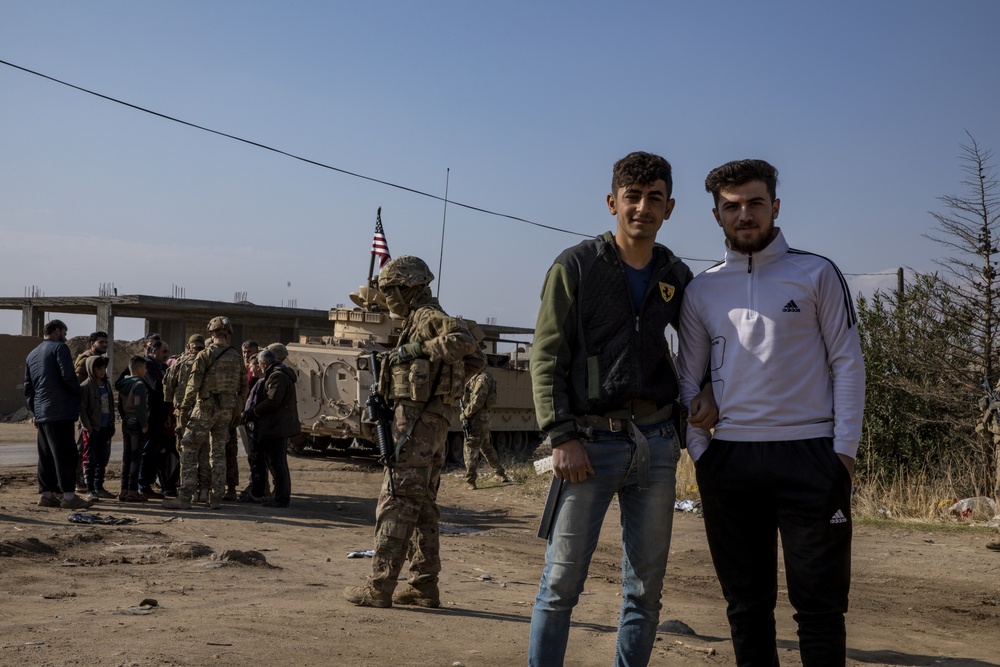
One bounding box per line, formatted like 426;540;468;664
285;282;541;464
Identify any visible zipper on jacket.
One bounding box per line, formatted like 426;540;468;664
747;254;753;273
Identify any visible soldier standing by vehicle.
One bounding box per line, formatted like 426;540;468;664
163;334;210;502
461;369;509;489
344;255;486;609
164;317;247;510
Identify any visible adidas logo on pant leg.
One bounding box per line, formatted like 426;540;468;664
830;509;848;524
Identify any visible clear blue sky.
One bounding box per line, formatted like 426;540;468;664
2;1;998;341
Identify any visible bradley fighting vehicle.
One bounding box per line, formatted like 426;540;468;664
285;281;542;464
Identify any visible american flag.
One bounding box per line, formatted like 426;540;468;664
371;208;391;268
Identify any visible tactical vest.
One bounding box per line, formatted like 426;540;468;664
197;345;243;410
385;306;465;404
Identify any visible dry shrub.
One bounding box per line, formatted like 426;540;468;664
852;466;997;524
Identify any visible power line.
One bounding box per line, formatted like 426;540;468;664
0;58;915;274
0;58;589;238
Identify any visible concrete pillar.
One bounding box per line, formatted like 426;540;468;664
97;302;115;378
21;305;43;337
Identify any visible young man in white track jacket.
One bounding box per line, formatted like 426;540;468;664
678;159;865;667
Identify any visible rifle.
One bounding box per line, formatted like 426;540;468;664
366;351;396;499
458;398;471;440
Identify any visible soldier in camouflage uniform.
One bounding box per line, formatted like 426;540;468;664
162;334;211;502
461;369;509;489
344;256;486;608
163;317;248;510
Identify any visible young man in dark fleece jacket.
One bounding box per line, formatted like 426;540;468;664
527;151;716;667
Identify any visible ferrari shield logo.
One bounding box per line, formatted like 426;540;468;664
659;282;675;303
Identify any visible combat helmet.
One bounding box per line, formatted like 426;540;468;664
266;342;288;361
207;316;234;335
379;255;434;289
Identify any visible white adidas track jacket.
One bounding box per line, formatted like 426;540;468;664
677;228;865;461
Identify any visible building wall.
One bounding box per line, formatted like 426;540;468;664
0;334;44;416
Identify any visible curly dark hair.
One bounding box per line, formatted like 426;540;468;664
611;152;673;198
704;159;779;207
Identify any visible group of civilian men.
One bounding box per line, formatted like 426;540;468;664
24;318;300;512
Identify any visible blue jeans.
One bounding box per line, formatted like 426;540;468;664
528;423;680;667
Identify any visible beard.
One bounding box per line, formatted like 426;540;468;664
726;219;776;254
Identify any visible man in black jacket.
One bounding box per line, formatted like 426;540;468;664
24;319;92;510
243;348;299;508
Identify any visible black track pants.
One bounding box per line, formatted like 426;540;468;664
696;438;853;667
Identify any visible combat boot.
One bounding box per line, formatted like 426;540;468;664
464;481;477;490
343;585;392;608
392;583;440;608
208;491;223;509
197;488;210;504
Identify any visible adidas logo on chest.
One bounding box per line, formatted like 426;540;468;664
782;300;801;313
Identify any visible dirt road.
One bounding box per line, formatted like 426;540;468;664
1;422;999;667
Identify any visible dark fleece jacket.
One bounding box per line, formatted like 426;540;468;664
115;375;149;430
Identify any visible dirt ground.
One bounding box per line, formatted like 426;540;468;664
1;422;999;667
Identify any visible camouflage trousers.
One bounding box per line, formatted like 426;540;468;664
463;417;504;484
368;401;451;593
179;399;231;502
176;417;210;492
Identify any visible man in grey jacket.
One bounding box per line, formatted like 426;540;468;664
24;319;92;509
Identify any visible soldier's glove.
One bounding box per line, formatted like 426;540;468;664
388;342;423;366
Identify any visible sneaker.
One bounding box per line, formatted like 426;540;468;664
162;496;192;510
343;585;392;608
139;488;164;500
61;495;94;510
38;495;61;507
222;488;238;501
95;488;116;499
123;490;147;503
75;485;88;494
84;492;100;503
464;481;477;490
239;492;263;504
392;583;441;608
